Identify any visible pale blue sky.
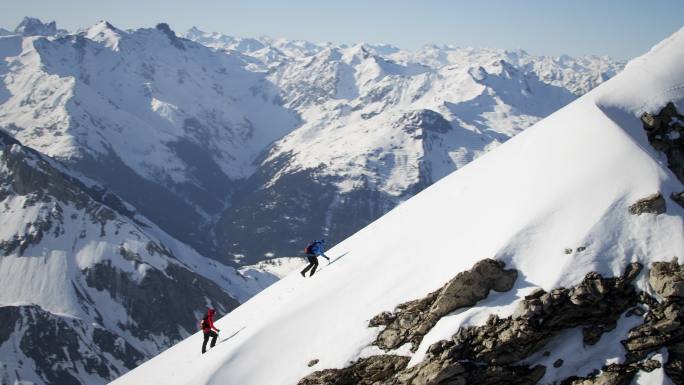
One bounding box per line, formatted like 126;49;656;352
2;0;683;60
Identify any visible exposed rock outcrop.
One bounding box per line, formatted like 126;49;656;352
301;262;651;385
560;360;661;385
14;17;65;37
298;355;410;385
397;109;452;136
370;259;517;351
388;360;545;385
628;193;666;215
649;258;684;299
641;102;684;184
425;264;641;367
156;23;185;50
621;258;684;382
0;305;145;385
672;191;684;209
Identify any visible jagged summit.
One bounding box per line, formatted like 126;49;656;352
113;28;684;385
155;22;185;49
84;20;123;49
13;16;65;36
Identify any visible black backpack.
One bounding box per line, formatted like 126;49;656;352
304;241;317;254
200;315;209;330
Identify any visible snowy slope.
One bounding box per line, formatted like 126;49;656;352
114;29;684;385
0;131;275;385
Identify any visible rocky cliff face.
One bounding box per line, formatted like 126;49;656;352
641;102;684;209
0;305;144;385
370;259;518;352
299;258;684;385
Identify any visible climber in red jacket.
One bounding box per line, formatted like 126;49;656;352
200;308;220;353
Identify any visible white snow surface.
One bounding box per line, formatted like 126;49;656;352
239;256;306;280
113;29;684;385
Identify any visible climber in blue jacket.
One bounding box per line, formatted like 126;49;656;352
300;239;330;277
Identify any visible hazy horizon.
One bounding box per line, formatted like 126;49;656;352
3;0;683;60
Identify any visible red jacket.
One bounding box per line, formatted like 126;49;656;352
201;312;219;333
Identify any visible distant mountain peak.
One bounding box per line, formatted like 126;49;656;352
156;22;184;49
14;16;64;36
84;20;123;49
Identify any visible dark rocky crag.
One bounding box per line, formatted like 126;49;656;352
628;193;666;216
0;305;144;385
382;264;642;385
621;259;684;382
641;102;684;184
299;259;684;385
641;102;684;209
560;360;661;385
442;263;641;366
369;259;517;352
298;356;411;385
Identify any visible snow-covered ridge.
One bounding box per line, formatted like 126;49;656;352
114;28;684;385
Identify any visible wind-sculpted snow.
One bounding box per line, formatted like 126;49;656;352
114;28;684;385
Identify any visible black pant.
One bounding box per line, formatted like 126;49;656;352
202;330;218;353
301;255;319;276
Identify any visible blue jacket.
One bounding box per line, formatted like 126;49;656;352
308;240;328;258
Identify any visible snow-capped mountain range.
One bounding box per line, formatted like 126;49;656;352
184;25;623;264
0;18;622;267
114;27;684;385
0;19;300;260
